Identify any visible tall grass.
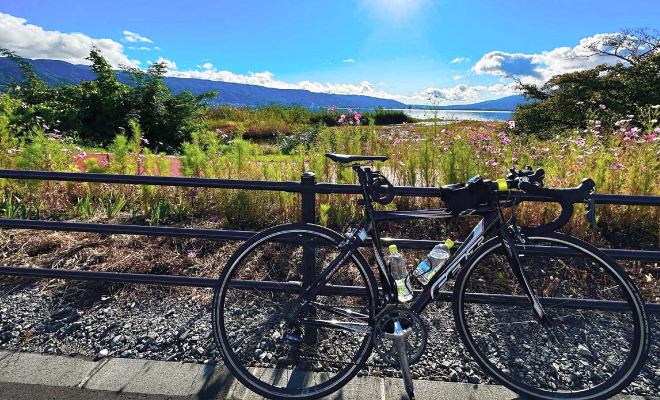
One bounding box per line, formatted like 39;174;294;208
1;99;659;239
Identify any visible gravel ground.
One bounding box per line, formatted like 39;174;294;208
0;280;658;397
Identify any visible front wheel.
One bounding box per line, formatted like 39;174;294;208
213;223;379;400
453;232;650;400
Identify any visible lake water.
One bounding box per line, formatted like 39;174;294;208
398;109;513;121
347;108;512;121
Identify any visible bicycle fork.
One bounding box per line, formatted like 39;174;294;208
500;226;552;326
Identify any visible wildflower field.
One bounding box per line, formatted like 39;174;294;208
2;92;660;300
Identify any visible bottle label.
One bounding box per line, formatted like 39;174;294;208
416;260;430;274
397;278;410;294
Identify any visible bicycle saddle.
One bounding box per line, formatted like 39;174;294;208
325;153;389;163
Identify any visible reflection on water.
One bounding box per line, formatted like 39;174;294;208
349;108;513;122
401;109;513;121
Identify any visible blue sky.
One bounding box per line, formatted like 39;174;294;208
2;0;660;104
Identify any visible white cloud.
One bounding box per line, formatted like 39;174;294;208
377;82;386;86
122;30;153;44
0;12;139;68
452;75;463;80
163;68;423;102
138;46;150;51
202;62;213;69
128;46;136;50
472;33;631;84
154;56;177;70
423;82;519;102
450;57;469;63
343;59;355;63
154;46;161;50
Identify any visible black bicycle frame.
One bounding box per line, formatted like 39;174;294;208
296;166;545;332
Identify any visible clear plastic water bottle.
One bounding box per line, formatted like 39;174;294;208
413;239;454;285
389;245;413;302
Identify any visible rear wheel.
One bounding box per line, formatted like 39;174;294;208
213;223;379;400
453;233;650;399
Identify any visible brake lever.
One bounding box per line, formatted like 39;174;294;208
586;198;600;231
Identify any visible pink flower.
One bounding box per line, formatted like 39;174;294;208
610;163;625;170
576;101;584;105
511;157;518;162
614;152;622;157
645;135;655;141
304;158;311;164
398;161;405;166
624;137;632;142
599;104;606;109
531;155;540;159
216;152;223;156
210;216;219;222
187;251;196;258
540;147;549;152
507;120;515;129
349;121;353;125
641;166;648;170
576;162;585;166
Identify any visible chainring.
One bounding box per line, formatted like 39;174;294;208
372;307;427;366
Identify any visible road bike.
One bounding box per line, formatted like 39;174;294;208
212;154;650;400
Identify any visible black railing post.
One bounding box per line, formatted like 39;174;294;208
300;172;317;344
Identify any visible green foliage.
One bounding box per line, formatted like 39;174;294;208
514;54;660;138
103;193;127;219
149;198;170;224
1;193;40;220
1;47;217;151
76;195;101;218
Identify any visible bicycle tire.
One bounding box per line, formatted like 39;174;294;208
453;232;650;400
213;223;379;400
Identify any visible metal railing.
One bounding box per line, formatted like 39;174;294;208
1;168;659;313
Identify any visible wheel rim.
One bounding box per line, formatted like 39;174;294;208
456;236;645;399
215;228;376;398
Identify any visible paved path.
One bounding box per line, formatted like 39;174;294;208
0;350;654;400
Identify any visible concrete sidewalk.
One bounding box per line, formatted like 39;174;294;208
0;350;654;400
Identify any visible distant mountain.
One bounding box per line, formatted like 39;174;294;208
0;58;407;109
409;95;535;111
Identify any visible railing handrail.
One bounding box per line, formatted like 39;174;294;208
1;168;659;315
1;169;660;206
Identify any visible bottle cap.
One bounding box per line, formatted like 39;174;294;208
496;178;508;191
445;239;454;248
388;245;398;253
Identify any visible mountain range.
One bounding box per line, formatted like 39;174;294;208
0;57;529;111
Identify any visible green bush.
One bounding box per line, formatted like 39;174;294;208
1;47;217;152
513;54;660;138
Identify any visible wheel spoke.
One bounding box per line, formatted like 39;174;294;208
455;235;648;398
214;227;376;399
